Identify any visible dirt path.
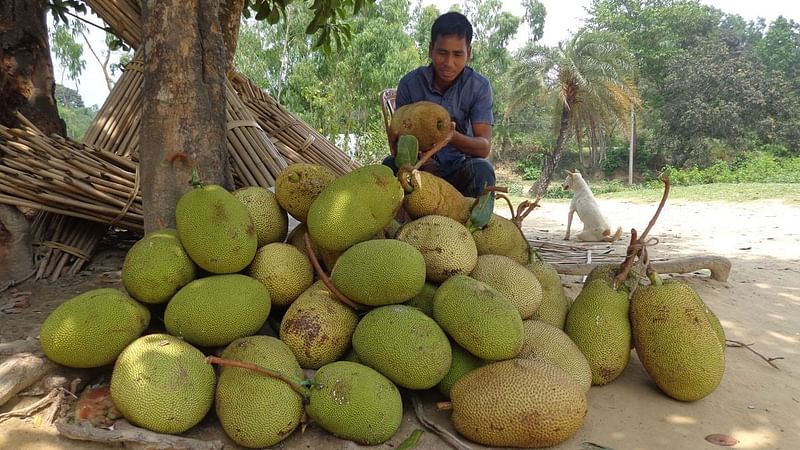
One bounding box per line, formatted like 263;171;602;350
1;199;798;450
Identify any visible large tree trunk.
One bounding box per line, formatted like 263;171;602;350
219;0;245;72
0;0;65;136
140;0;231;232
530;106;571;197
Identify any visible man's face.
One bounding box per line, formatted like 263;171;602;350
429;34;471;85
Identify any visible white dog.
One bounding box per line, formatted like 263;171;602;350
562;170;623;242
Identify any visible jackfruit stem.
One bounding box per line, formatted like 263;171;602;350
189;167;203;189
205;355;310;398
646;267;663;286
435;401;453;411
302;232;365;311
414;123;454;170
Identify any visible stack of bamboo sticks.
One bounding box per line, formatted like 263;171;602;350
230;73;359;176
83;0;142;50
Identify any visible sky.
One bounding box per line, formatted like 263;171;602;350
56;0;799;109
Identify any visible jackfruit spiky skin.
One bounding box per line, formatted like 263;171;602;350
519;320;592;392
471;213;530;264
352;305;452;389
403;282;438;316
122;229;196;304
630;280;725;401
528;260;570;329
216;336;305;448
248;243;314;308
451;358;587;448
176;183;257;274
307;165;403;252
233;186;288;247
437;342;484;398
39;288;150;368
275;162;337;223
164;274;270;347
390;101;451;151
280;281;359;369
402;170;470;223
110;334;215;434
565;279;631;385
470;254;543;319
306;361;403;445
330;239;426;306
396;215;478;283
433;275;524;361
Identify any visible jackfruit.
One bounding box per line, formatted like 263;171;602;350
307;164;403;252
437;342;484;398
248;242;313;308
528;259;570;329
121;229;196;304
471;213;530;264
470;254;543;319
433;275;523;361
110;334;215;434
630;279;725;401
390;101;451;152
164;274;270;347
565;279;631;385
450;358;587;448
400;170;471;223
216;336;305;447
233;186;288;246
330;239;426;306
403;282;438;316
280;281;359;369
305;361;403;445
275;162;337;222
395;215;478;283
286;223;327;269
176;181;257;274
352;305;452;389
519;320;592;392
39;288;149;368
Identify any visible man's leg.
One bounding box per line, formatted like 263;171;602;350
445;158;496;198
382;154;399;174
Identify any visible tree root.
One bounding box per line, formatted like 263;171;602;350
0;337;39;357
55;418;225;450
726;340;783;369
410;393;473;450
551;255;732;282
0;352;57;407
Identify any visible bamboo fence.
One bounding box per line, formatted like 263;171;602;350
83;0;142;50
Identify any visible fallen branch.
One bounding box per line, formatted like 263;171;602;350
551;255;732;282
0;337;39;357
410;393;473;450
726;340;782;369
55;418;225;450
0;386;74;424
0;352;57;407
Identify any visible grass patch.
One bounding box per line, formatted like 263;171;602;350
500;182;800;206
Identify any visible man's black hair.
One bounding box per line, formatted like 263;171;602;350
430;11;473;47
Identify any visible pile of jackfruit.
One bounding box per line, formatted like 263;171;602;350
38;143;725;448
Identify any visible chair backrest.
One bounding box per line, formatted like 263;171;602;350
379;88;397;147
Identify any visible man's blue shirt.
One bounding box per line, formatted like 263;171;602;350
396;65;494;177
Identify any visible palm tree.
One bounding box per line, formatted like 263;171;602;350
506;29;640;197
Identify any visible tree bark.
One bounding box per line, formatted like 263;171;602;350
219;0;245;72
0;0;65;136
140;0;232;232
0;205;33;283
530;105;571;197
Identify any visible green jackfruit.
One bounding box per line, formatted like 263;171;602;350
233;186;288;246
307;165;403;252
519;320;592;392
122;229;196;304
528;260;570;329
470;254;543;319
275;163;337;222
471;213;530;264
437;342;484;398
396;215;478;283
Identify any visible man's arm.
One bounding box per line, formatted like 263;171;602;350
449;123;492;158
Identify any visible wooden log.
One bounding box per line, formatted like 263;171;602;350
0;352;57;407
55;418;225;450
552;255;732;282
0;337;39;357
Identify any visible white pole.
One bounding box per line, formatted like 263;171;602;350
628;109;635;185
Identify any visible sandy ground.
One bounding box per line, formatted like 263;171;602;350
0;198;798;450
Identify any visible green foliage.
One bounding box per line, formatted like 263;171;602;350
658;153;800;185
515;160;541;181
57;104;96;140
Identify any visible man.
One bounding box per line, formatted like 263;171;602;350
385;11;495;199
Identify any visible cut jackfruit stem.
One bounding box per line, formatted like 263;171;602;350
205;355;311;397
189;166;203;189
435;401;453;411
302;232;365;311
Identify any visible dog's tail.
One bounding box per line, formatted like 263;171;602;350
604;226;623;243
